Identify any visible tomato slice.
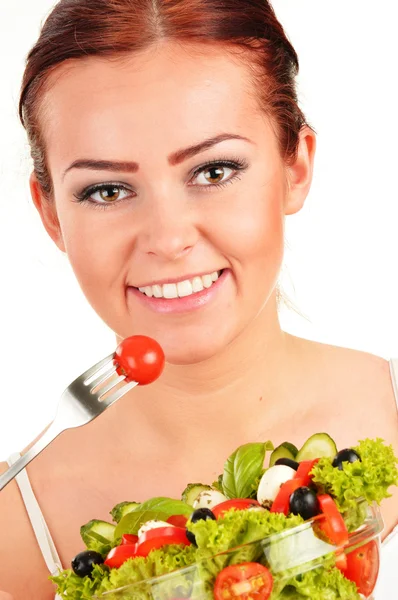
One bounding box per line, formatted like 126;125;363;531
345;540;380;596
212;499;260;519
104;544;139;568
295;459;319;487
114;335;165;385
270;478;305;515
136;526;191;557
167;514;188;528
121;534;139;545
214;563;273;600
335;550;348;573
317;494;348;546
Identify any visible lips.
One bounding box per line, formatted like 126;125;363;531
137;271;222;299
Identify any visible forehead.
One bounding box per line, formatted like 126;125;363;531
41;42;270;166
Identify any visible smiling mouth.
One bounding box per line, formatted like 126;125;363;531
135;270;224;299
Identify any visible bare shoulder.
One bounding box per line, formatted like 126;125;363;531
0;461;57;599
290;336;398;536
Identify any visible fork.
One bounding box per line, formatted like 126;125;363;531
0;352;138;492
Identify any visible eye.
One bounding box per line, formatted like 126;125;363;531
74;183;133;206
194;165;234;186
189;159;248;190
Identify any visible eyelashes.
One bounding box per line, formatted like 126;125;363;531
72;157;249;209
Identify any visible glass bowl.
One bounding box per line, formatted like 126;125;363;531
94;501;383;600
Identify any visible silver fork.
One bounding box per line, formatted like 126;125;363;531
0;352;138;492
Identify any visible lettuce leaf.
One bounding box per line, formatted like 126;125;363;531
311;438;398;514
51;545;198;600
273;566;360;599
223;441;273;499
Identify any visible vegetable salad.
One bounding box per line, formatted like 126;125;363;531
52;434;398;599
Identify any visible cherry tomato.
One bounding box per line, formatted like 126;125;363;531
212;499;260;519
270;478;305;515
317;494;348;546
345;540;380;596
214;563;273;600
121;534;139;545
114;335;165;385
104;544;139;568
295;459;319;487
136;526;191;558
167;514;188;528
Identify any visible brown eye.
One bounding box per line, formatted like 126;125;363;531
99;186;121;202
79;184;133;205
204;166;225;184
194;165;234;187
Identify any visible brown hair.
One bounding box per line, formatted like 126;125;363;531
20;0;308;199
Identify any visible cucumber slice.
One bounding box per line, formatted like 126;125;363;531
181;483;212;506
269;444;296;467
110;501;141;524
296;433;338;462
80;520;116;554
280;442;299;458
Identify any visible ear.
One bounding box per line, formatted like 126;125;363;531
284;126;316;216
29;172;66;253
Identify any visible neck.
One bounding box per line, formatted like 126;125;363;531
102;295;296;450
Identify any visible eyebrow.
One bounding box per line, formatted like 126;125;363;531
62;133;254;180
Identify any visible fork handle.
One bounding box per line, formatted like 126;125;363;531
0;422;63;492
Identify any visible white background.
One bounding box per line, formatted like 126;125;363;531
0;1;397;459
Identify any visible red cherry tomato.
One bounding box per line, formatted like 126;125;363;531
114;335;165;385
295;459;319;487
104;544;139;568
214;563;273;600
136;526;191;558
121;534;139;545
270;478;305;515
345;540;380;596
212;499;260;519
317;494;349;546
167;514;188;528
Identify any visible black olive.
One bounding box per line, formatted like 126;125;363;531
186;508;216;545
289;487;320;521
71;550;104;578
332;448;361;471
275;458;299;470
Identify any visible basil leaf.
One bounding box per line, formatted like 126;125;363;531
223;441;273;499
114;509;169;542
114;497;193;542
138;497;193;516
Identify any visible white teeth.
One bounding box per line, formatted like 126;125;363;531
177;279;193;297
153;285;163;298
202;274;213;289
192;276;204;293
137;271;222;299
163;283;178;299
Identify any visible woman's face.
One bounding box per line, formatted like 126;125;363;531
34;42;314;364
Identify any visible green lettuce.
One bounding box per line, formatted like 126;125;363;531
51;544;198;600
272;566;360;599
311;438;398;514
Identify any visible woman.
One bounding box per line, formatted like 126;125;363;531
0;0;397;597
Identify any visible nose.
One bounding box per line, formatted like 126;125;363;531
141;202;199;262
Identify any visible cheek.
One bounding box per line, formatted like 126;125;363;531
57;205;130;291
210;179;285;269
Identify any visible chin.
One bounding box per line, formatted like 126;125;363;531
162;338;224;366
